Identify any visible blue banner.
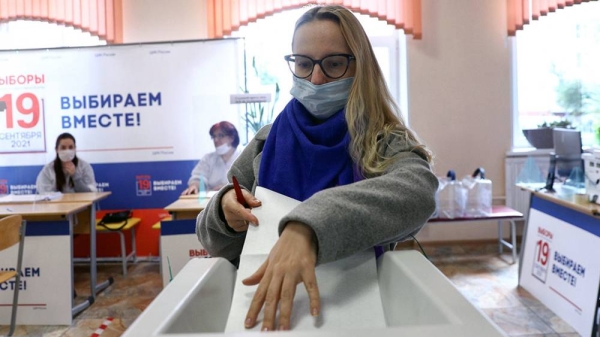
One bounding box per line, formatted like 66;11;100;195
0;160;197;209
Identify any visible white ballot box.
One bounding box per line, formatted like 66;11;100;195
123;250;507;337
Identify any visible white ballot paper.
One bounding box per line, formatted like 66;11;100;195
225;186;387;332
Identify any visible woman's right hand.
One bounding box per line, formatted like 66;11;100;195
181;184;199;195
222;189;261;232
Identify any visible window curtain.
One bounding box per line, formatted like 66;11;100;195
0;0;123;43
207;0;423;40
507;0;597;36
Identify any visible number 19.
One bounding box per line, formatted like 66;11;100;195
0;93;40;129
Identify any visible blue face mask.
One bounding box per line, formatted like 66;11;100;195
290;76;354;120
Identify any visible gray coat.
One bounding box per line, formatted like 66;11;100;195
196;124;438;265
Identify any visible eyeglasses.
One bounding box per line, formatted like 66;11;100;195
284;54;355;79
210;133;228;140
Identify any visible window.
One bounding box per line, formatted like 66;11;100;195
0;20;106;50
515;2;600;148
230;7;405;126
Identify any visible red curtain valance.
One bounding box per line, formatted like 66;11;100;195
507;0;597;36
207;0;423;40
0;0;123;44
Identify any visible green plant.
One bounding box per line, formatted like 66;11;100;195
537;119;574;129
555;79;593;117
241;56;281;136
243;84;280;134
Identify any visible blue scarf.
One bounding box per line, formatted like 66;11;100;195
259;99;357;201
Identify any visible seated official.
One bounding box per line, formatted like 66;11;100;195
36;132;97;193
182;121;242;195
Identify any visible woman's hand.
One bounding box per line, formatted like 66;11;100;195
62;161;76;176
181;184;199;195
221;188;261;232
242;222;320;331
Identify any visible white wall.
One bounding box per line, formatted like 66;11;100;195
122;0;207;43
409;0;513;241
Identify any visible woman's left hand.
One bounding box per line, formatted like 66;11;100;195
242;221;320;331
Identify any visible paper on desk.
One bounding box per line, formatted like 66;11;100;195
224;186;387;332
0;192;62;203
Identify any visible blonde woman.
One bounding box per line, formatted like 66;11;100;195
197;5;438;331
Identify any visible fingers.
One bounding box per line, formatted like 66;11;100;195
241;189;262;208
242;259;267;286
303;268;321;317
223;190;261;232
244;261;269;329
260;273;283;331
277;276;297;331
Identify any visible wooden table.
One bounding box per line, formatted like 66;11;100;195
0;192;113;318
427;205;524;264
164;198;210;220
0;201;91;322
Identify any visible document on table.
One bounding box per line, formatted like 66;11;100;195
0;192;63;203
224;186;387;332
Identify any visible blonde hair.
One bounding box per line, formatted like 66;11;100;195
293;6;432;176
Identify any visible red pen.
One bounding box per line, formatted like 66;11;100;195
232;175;249;207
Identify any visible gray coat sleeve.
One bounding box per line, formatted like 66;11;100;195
280;138;438;264
195;125;271;261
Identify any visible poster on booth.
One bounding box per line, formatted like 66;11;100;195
520;196;600;337
0;222;72;325
160;219;209;287
0;39;245;209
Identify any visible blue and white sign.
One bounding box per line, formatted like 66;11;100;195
0;221;72;325
0;39;245;209
520;195;600;337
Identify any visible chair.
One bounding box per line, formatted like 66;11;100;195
0;215;26;336
74;217;141;276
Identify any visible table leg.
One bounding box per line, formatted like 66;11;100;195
70;213;93;317
90;203;97;297
498;220;503;255
510;220;517;264
90;202;113;298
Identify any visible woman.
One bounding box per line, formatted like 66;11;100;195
182;121;241;194
36;133;97;193
197;5;438;331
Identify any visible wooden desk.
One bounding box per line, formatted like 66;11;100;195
161;198;210;286
165;198;209;220
0;201;91;323
0;202;89;220
178;191;217;200
525;188;600;217
519;188;600;336
47;192;113;303
0;192;113;318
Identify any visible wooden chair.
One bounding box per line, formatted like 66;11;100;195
0;215;26;336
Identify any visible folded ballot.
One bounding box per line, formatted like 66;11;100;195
224;186;387;332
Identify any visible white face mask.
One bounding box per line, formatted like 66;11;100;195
215;143;231;155
290;76;354;120
58;149;75;162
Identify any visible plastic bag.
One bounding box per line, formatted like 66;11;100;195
436;170;467;219
462;167;492;217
